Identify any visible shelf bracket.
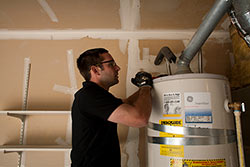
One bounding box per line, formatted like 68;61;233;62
4;150;23;155
7;113;26;122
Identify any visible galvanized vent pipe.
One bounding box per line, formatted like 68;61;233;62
175;0;232;74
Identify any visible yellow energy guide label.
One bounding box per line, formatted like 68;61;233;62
170;159;226;167
159;119;184;157
159;119;183;137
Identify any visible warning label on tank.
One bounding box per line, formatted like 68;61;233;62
163;92;182;117
159;119;183;137
160;145;184;157
170;159;226;167
184;92;212;123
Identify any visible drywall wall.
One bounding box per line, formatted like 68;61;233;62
0;0;235;167
0;37;233;167
0;38;128;167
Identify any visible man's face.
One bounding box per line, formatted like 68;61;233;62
99;52;120;88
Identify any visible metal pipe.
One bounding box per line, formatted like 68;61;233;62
234;111;245;167
176;0;232;74
198;49;203;73
228;102;246;167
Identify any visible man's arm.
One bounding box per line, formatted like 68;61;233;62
108;71;153;128
108;86;152;128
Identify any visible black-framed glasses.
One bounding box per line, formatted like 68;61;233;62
99;59;117;67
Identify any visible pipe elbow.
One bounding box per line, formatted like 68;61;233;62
175;61;192;74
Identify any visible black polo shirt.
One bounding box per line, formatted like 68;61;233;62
71;81;123;167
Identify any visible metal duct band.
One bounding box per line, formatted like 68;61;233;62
148;135;236;145
148;122;235;136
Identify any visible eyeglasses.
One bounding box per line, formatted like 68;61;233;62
99;59;117;67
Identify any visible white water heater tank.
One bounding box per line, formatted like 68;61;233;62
147;73;238;167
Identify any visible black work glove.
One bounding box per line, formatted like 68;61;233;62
131;71;153;88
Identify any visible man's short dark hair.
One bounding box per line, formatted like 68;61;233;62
77;48;108;81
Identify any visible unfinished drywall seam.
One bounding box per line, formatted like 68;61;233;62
0;29;231;41
119;0;140;55
125;39;141;167
119;0;140;30
37;0;58;23
120;0;142;166
53;85;76;94
119;40;128;55
52;50;77;167
65;49;77;167
52;50;77;96
67;49;78;100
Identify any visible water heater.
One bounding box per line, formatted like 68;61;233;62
147;73;238;167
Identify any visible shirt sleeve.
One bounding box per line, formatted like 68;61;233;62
76;85;123;120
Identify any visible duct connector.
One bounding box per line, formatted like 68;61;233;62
230;0;250;47
175;0;232;74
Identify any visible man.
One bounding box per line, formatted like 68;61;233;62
71;48;153;167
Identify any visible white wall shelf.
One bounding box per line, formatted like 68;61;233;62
0;110;72;158
0;145;71;152
0;110;71;115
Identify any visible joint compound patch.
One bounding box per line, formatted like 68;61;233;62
160;145;184;157
170;159;226;167
184;92;212;123
163;92;182;117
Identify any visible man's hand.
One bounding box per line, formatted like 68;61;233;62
131;71;153;88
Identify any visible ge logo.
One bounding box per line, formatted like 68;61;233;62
187;96;193;102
